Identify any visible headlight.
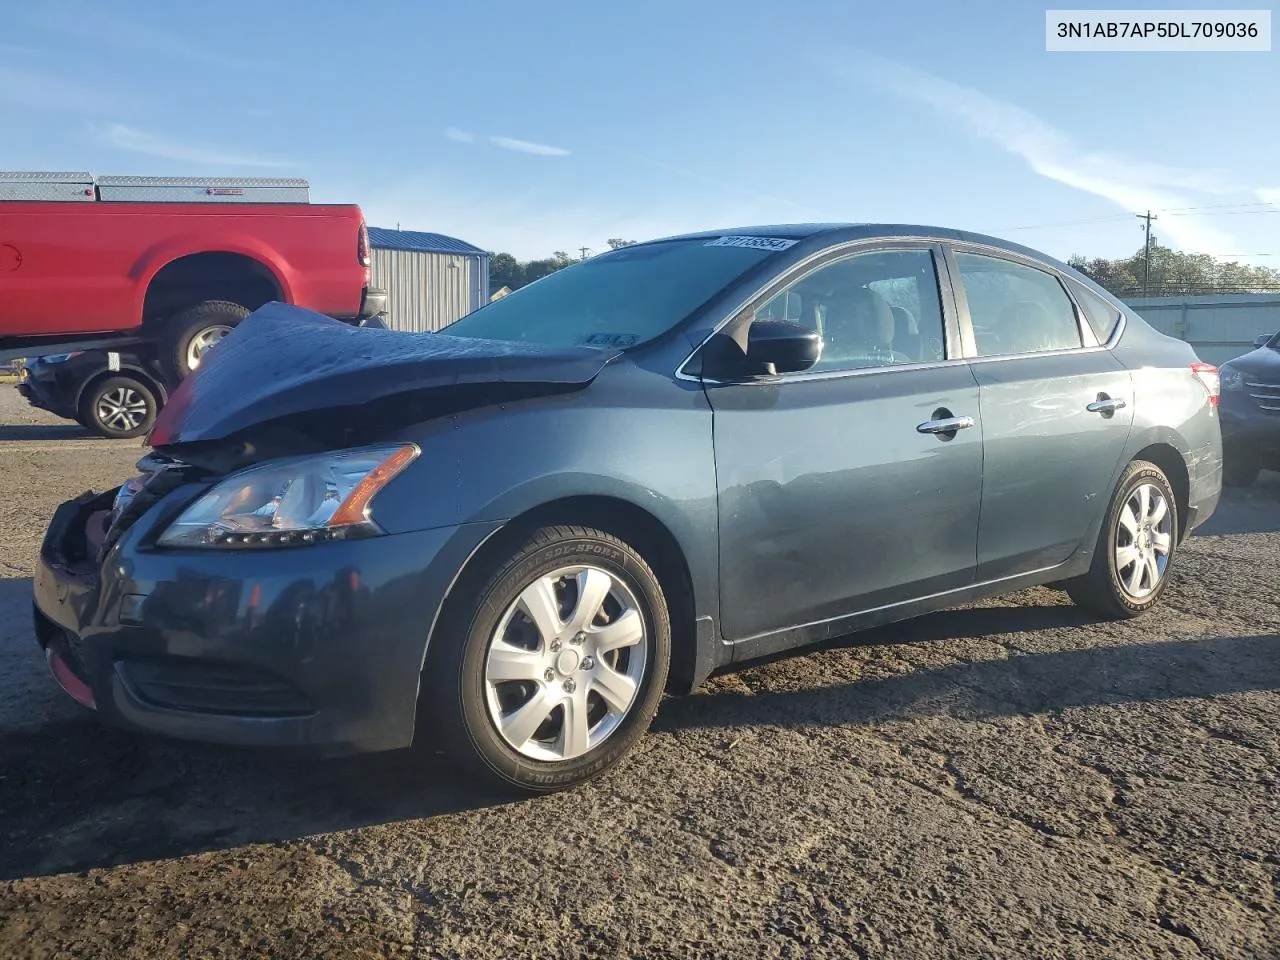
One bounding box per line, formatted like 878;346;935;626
40;351;83;364
157;443;419;548
1219;364;1243;391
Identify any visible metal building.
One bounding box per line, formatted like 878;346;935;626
367;227;489;333
1125;294;1280;365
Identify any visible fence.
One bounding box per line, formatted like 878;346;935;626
1123;294;1280;365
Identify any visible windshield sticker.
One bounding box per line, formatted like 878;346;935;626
704;235;798;251
583;333;640;347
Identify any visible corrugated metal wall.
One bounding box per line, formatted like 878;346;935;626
1125;294;1280;365
370;248;484;333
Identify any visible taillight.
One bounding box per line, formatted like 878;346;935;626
357;222;371;267
1190;362;1219;406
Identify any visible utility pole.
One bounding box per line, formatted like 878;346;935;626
579;246;591;261
1137;210;1158;296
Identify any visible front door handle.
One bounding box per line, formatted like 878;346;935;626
917;415;975;435
1087;396;1128;415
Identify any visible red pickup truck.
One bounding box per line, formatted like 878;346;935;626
0;172;386;379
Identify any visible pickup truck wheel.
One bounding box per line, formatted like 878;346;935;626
163;300;250;380
78;375;158;439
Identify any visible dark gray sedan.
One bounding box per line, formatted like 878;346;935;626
1218;331;1280;486
34;223;1223;792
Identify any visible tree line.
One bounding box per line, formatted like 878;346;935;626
1068;235;1280;299
488;239;635;292
487;234;1280;301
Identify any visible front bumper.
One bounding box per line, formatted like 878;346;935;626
33;482;500;755
1219;393;1280;466
16;369;74;418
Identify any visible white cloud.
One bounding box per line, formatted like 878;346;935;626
92;122;293;169
822;51;1242;253
445;127;477;143
489;136;571;157
1259;188;1280;208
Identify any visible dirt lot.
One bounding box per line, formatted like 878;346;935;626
0;385;1277;960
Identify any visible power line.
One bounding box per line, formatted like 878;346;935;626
1153;201;1279;212
998;214;1136;231
1162;209;1280;217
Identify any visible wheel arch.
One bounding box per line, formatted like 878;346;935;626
73;365;166;415
1130;442;1192;542
141;250;287;324
422;494;703;699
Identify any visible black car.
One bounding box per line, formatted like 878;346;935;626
18;349;171;439
1218;332;1280;486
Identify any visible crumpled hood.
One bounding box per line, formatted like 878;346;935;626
149;303;619;447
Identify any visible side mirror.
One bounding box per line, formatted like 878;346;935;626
745;320;822;374
1254;334;1274;348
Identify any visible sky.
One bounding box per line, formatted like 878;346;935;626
2;0;1278;262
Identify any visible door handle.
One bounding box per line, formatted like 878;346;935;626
1086;396;1127;414
917;415;975;435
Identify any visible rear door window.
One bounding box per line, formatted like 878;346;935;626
953;252;1083;357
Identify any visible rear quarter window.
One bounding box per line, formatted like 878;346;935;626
1069;282;1123;344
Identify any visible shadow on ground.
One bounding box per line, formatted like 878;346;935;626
659;610;1280;733
1195;472;1280;535
0;423;96;442
4;597;1277;880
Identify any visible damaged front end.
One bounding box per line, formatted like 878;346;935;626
146;302;620;472
34;452;205;709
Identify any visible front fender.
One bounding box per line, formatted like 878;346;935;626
371;378;720;624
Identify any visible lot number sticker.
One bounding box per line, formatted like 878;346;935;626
705;236;798;251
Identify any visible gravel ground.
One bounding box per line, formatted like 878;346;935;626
1;385;1278;960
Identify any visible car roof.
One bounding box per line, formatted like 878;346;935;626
648;223;1076;273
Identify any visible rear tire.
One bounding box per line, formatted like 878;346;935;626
1064;460;1179;619
162;300;250;381
78;375;158;439
1223;454;1259;488
420;524;671;794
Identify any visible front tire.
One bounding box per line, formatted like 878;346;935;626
78;375;158;439
422;524;671;794
1065;460;1179;619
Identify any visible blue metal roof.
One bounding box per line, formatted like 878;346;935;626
367;226;486;257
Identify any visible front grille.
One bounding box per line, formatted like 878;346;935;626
120;659;315;717
1245;379;1280;413
99;456;204;560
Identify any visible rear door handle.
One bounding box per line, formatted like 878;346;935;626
917;415;975;435
1086;397;1127;414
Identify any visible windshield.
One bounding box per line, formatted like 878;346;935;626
441;238;785;347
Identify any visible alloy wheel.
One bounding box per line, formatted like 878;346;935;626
186;324;233;370
95;387;150;432
1115;482;1174;599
